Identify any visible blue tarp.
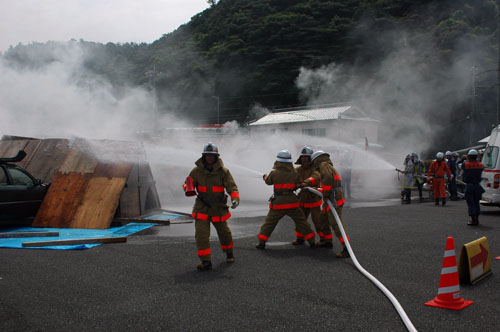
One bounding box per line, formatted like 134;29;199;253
0;222;156;250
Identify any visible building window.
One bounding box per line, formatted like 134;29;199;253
302;128;326;137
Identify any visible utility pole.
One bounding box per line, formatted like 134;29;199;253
470;66;477;146
212;95;220;125
497;0;500;125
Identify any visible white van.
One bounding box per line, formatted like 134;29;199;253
481;125;500;206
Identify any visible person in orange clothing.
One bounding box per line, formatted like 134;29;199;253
427;152;452;206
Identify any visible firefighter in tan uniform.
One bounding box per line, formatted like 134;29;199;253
256;150;317;249
311;151;349;258
185;142;240;271
293;146;332;246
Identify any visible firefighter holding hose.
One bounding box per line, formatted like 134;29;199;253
256;150;317;249
310;150;349;258
184;142;240;271
292;146;332;246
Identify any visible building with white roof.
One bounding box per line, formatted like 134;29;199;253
249;104;379;144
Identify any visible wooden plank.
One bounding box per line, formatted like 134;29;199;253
25;139;70;182
70;177;127;229
17;140;42;169
22;236;127;247
0;140;29;159
32;173;91;228
58;147;98;174
0;231;59;238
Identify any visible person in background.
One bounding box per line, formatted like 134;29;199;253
340;150;353;199
462;149;484;226
445;151;459;201
402;154;415;204
427;152;452;206
411;152;426;203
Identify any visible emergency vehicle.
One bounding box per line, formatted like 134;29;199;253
481;125;500;206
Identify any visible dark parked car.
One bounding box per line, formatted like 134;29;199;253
0;150;49;221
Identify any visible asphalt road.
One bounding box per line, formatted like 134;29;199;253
1;199;499;332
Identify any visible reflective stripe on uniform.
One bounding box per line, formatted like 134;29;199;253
212;212;231;222
337;198;345;207
269;202;300;210
318;232;324;238
197;186;207;192
193;212;209;220
334;174;342;181
258;234;269;241
322;184;333;191
304;232;315;240
221;241;234;250
212;186;225;192
295;232;304;238
307;177;317;186
193;212;231;222
301;200;322;208
198;248;211;256
230;192;240;199
339;236;349;244
274;183;296;189
324;234;333;240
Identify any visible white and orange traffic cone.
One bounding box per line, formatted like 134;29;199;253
425;236;473;310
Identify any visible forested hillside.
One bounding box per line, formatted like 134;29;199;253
2;0;498;147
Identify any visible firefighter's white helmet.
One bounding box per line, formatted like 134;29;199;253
295;146;314;164
467;149;478;156
445;151;452;156
276;150;293;163
436;152;444;160
202;142;219;155
311;150;330;162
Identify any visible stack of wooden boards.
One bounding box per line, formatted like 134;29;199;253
0;136;161;229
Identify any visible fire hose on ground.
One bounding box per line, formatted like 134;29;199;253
304;187;418;332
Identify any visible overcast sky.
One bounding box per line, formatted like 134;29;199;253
0;0;210;53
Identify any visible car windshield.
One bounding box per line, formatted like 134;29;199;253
482;146;499;169
0;168;7;185
9;167;35;186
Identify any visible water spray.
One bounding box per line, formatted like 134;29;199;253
304;187;418;332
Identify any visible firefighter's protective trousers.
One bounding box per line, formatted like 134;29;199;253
258;207;315;242
195;218;233;261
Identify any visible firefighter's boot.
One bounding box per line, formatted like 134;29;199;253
197;261;212;271
441;198;446;206
336;247;349;258
255;241;266;249
419;195;423;203
308;240;317;249
292;238;305;245
435;199;439;206
226;252;235;263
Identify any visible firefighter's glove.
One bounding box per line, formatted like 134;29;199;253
231;199;239;209
262;174;268;181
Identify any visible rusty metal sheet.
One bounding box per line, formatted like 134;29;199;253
33;173;91;228
71;177;127;229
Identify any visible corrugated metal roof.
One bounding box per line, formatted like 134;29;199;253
249;105;374;126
